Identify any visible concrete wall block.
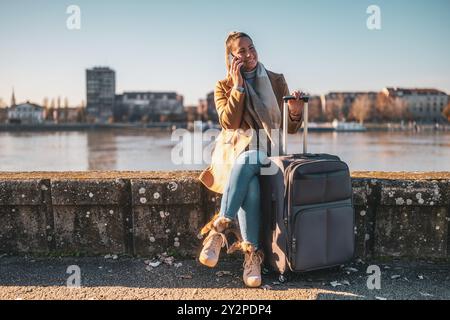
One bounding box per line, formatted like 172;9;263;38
1;173;448;259
354;204;375;258
53;206;126;254
130;178;201;206
0;206;50;253
379;179;447;206
0;180;44;206
374;206;448;258
437;180;450;205
51;179;127;205
133;204;204;257
202;188;222;223
351;178;375;206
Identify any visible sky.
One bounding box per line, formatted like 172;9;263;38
0;0;449;107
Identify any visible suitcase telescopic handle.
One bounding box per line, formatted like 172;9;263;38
282;95;309;155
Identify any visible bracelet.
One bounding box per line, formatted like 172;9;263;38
233;86;244;93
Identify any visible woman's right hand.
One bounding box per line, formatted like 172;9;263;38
231;56;244;88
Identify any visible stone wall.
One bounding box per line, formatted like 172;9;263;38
0;171;449;260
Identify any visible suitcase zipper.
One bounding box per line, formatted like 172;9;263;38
291;237;296;256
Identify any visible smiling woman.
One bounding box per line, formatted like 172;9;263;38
225;33;258;76
197;31;307;288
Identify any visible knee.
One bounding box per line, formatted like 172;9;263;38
236;150;268;166
236;150;256;164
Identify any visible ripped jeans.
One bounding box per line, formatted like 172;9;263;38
219;149;269;249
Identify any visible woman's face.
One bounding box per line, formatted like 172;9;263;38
231;37;258;72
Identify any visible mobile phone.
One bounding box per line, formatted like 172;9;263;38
228;53;234;66
228;53;243;73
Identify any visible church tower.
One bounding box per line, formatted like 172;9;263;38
11;87;16;107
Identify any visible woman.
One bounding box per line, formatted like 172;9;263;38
198;31;305;287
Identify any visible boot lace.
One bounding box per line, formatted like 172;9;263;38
202;231;229;253
243;251;263;276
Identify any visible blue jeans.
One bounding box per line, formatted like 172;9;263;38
219;149;269;249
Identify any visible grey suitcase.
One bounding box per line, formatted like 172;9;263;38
260;95;355;281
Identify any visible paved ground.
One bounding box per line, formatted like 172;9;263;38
0;254;449;300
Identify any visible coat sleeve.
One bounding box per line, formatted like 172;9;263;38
280;74;304;134
214;81;246;130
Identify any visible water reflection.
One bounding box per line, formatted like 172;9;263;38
0;130;449;172
87;130;117;170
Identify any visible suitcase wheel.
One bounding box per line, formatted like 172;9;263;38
278;274;289;283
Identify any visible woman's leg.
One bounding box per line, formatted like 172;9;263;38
236;175;261;248
200;151;267;268
219;150;267;244
215;149;268;287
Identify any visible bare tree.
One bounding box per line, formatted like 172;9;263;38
0;97;6;108
63;97;69;122
375;93;390;122
375;93;409;122
392;98;409;121
44;99;55;121
308;97;325;122
443;102;450;122
349;94;371;124
42;97;49;109
324;93;345;121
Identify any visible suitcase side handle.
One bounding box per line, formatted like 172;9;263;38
282;95;309;155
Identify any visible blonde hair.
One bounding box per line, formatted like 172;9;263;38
224;31;253;79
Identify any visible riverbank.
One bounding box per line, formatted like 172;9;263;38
1;122;449;132
0;122;187;132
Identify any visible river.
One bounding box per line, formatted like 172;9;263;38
0;129;449;172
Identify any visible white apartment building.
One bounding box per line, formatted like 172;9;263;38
8;102;44;124
382;87;448;122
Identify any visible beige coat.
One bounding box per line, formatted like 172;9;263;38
198;69;303;194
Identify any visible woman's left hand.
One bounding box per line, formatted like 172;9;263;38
287;90;305;118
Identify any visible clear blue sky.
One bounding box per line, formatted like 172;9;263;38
1;0;449;106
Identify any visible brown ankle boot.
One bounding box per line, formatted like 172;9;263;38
198;217;232;268
241;242;264;288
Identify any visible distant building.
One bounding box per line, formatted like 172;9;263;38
115;91;184;122
11;87;16;107
184;105;199;122
0;107;8;124
7;101;44;124
307;95;324;122
49;107;83;123
197;91;217;122
206;91;218;122
382;87;448;122
86;67;116;122
324;92;378;120
197;99;208;122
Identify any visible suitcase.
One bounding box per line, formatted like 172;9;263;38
260;95;355;282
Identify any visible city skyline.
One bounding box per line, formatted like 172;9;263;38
1;0;450;106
